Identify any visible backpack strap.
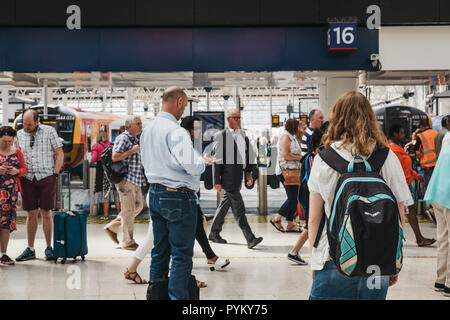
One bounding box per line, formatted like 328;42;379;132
318;147;349;175
366;147;389;173
313;210;327;248
301;154;311;183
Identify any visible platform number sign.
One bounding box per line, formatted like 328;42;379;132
327;22;358;51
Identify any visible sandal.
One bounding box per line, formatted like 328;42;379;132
124;268;148;284
417;238;436;247
197;280;207;288
285;225;302;233
270;219;285;232
207;257;230;271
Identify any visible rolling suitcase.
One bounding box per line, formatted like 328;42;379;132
53;211;88;264
53;172;88;264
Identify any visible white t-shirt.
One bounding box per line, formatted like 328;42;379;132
307;141;410;271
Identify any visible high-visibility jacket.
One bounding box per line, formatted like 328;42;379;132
417;128;439;168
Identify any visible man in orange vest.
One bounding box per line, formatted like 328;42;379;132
415;118;439;188
388;124;436;247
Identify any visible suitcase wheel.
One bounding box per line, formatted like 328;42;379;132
81;255;85;261
61;259;66;264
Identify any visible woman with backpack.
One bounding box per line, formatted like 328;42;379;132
307;91;410;300
91;130;121;220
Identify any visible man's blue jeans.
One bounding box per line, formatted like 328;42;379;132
309;260;389;300
148;185;197;300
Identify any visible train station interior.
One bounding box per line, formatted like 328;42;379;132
0;0;450;302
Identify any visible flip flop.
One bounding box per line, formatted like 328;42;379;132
270;219;285;233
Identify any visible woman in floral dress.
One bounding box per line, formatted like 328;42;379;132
0;126;26;265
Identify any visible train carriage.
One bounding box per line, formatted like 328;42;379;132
13;105;126;169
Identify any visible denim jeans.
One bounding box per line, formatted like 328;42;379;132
277;174;299;222
148;185;197;300
309;260;389;300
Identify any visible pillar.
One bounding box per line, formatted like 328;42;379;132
319;73;358;119
126;88;134;115
2;89;9;125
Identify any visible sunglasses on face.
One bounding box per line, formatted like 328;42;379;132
230;117;241;120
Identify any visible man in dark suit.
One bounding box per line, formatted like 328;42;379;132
208;109;263;249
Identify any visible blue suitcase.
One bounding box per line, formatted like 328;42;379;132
53;211;88;264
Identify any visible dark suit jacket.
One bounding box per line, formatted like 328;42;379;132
212;129;257;192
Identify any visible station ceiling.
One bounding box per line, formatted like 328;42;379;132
1;70;449;89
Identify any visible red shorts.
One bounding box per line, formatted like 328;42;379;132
20;175;57;211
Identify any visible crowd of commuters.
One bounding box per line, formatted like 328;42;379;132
2;88;449;300
264;92;449;299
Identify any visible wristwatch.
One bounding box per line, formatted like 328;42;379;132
53;173;59;178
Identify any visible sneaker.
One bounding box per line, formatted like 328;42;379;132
444;286;450;297
247;236;263;249
435;282;445;292
16;247;36;262
1;255;15;265
287;253;308;265
45;247;55;261
208;234;227;244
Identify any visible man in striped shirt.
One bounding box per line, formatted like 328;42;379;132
301;109;324;156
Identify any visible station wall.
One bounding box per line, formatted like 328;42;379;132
379;26;450;70
1;0;449;27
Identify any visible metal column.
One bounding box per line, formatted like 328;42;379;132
269;86;273;135
258;167;268;216
42;80;48;120
2;89;9;125
126;88;134;115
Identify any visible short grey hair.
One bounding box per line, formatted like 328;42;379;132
226;109;240;118
124;116;141;129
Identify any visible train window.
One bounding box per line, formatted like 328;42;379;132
111;129;120;142
57;116;75;153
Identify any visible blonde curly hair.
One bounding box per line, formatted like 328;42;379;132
323;91;386;157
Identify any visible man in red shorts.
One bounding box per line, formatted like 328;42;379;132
15;109;64;261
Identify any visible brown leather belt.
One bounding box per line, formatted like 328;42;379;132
150;183;195;193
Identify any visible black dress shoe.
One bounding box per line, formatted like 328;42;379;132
435;282;445;292
248;237;263;249
208;234;227;244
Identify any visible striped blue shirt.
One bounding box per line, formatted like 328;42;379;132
301;127;313;156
